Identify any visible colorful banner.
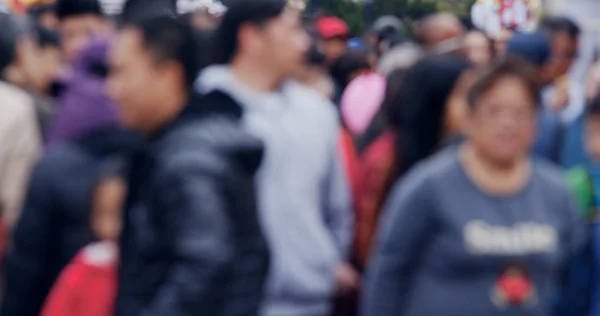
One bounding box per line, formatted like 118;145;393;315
3;0;54;14
471;0;543;38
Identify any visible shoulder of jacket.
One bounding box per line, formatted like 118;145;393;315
0;83;36;124
165;116;251;149
394;148;460;197
287;82;339;116
419;148;460;178
0;82;33;107
157;118;261;174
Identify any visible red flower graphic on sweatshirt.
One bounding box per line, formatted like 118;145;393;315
491;265;538;309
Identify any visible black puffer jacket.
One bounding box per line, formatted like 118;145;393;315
116;91;269;316
1;127;143;316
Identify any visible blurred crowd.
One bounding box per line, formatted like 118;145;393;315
0;0;597;315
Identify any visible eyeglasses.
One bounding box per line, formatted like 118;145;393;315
475;106;536;125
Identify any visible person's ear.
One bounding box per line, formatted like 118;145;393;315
14;38;32;67
157;59;186;89
461;107;476;138
239;24;264;56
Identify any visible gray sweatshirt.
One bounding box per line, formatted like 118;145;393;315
362;148;585;316
197;66;353;316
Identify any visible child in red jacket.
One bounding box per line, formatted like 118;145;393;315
42;171;126;316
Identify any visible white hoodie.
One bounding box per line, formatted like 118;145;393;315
197;66;353;316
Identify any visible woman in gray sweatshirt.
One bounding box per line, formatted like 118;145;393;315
361;58;585;316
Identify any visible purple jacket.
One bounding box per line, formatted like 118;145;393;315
46;39;118;146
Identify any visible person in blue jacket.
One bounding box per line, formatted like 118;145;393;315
563;93;600;316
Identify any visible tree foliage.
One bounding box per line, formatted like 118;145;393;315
318;0;475;34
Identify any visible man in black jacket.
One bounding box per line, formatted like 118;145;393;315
107;14;269;316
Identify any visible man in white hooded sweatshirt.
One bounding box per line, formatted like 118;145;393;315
197;0;355;315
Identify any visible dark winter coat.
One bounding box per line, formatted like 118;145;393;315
1;127;143;316
116;91;269;316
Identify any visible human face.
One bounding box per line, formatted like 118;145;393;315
14;37;43;88
107;28;175;134
585;115;600;162
256;8;310;78
33;46;61;94
467;76;537;165
463;31;492;68
39;11;59;30
495;29;514;57
322;37;347;64
549;32;578;78
60;14;110;61
92;177;126;241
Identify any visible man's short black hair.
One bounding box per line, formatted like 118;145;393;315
215;0;288;64
0;13;34;72
541;16;581;39
120;0;177;25
55;0;103;21
122;14;199;89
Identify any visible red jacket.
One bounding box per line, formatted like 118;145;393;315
42;242;118;316
350;130;398;270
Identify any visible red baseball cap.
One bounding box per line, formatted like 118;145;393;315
316;16;349;39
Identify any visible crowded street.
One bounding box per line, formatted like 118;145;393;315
0;0;596;315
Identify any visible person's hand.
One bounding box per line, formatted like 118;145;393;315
552;81;569;112
335;262;360;295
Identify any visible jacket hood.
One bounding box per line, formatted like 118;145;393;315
167;90;263;173
47;38;118;147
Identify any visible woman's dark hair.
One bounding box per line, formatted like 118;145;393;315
467;57;541;109
398;55;470;175
381;68;407;129
467;29;495;58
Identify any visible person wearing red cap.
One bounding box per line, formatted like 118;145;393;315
316;16;349;64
